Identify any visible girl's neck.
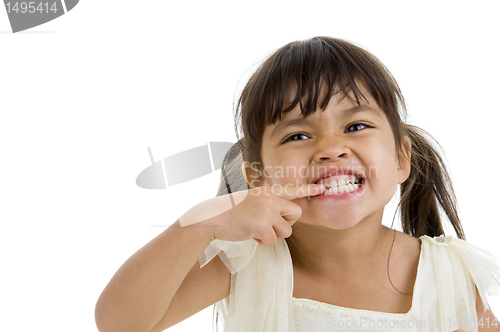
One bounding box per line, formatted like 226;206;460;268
285;211;395;280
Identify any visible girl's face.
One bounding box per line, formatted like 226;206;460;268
257;84;411;230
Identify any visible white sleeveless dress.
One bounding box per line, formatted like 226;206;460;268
199;235;500;332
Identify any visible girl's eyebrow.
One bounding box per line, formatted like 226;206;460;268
270;117;314;139
270;106;381;139
343;105;382;120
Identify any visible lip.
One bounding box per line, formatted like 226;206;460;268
310;166;365;185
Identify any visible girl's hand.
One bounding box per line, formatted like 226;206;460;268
208;183;325;246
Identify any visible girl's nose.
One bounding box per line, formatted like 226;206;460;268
312;133;352;163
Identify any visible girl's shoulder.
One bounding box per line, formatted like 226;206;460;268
393;229;422;268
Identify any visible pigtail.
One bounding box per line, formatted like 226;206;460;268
215;139;249;197
400;124;465;240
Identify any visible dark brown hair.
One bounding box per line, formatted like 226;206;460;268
211;36;465;331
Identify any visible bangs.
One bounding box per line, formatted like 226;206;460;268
259;37;403;125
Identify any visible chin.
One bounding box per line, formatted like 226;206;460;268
313;213;362;230
299;208;367;230
326;219;360;231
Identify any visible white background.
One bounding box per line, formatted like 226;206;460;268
1;1;499;331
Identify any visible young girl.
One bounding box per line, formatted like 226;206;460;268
95;37;500;332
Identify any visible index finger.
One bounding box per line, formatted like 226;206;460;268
271;183;326;200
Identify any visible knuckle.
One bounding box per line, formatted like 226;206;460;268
268;236;278;246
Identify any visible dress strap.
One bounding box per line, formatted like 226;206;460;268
199;238;258;274
199;238;296;331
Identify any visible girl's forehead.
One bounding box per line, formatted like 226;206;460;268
277;83;379;123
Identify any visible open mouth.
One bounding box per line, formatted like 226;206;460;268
315;174;364;196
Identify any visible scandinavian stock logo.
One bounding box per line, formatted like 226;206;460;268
136;142;235;190
3;0;79;33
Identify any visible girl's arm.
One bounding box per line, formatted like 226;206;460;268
475;287;500;331
94;218;230;332
95;183;310;331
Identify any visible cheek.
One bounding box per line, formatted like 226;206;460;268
270;156;309;182
363;144;400;185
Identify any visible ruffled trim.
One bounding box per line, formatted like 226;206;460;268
199;238;295;332
449;237;500;312
422;235;500;312
199;239;258;274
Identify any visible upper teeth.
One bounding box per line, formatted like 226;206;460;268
315;174;361;188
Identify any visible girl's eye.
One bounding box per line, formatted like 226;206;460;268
283;133;309;143
346;122;371;133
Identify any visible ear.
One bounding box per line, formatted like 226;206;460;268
397;136;412;184
241;161;269;188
